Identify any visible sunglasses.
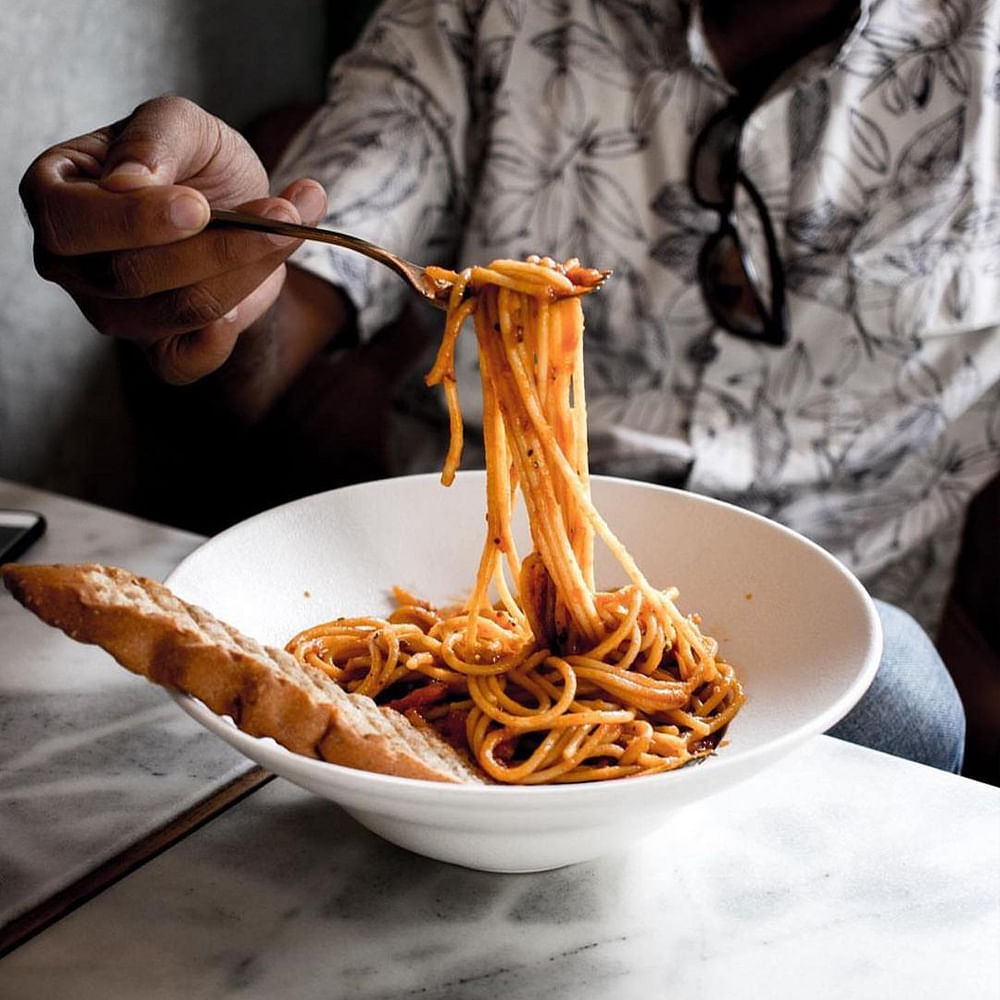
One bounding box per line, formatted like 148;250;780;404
688;99;789;347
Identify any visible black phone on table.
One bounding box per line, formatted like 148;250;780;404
0;510;47;563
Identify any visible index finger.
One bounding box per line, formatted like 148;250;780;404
22;140;210;256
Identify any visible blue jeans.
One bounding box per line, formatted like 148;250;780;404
827;600;966;773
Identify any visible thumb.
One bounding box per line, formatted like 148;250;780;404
99;96;263;199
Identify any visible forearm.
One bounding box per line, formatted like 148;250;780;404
206;264;353;425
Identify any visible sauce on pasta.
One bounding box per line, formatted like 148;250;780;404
286;257;744;783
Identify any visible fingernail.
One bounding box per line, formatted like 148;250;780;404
102;161;155;192
290;183;327;224
169;194;209;232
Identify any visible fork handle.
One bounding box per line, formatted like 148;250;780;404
209;209;397;269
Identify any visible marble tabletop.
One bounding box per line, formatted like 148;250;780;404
0;479;254;940
0;479;998;997
1;737;997;999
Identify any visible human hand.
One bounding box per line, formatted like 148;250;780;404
20;95;327;383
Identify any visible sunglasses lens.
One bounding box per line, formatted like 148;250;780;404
690;100;789;347
691;113;742;208
699;229;783;342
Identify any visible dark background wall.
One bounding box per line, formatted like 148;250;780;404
0;0;378;515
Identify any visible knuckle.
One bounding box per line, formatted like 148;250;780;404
30;199;72;257
20;151;88;257
154;94;197;116
112;96;206;172
115;193;153;239
147;334;211;386
171;283;228;330
146;338;187;384
17;160;44;220
104;250;149;298
133;94;197;128
213;227;260;270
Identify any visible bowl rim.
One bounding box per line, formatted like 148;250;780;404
166;471;883;802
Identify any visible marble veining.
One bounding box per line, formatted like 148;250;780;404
2;737;997;999
2;478;998;996
0;480;251;926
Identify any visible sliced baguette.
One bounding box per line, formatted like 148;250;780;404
1;563;484;784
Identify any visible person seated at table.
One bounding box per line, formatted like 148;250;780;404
21;0;998;774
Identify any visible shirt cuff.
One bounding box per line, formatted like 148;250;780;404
286;238;407;343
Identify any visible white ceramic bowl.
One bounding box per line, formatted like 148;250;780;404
165;472;881;872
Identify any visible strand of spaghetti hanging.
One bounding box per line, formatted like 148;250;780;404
283;253;744;785
423;256;718;678
424;257;597;651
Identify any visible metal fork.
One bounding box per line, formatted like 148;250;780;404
209;209;607;310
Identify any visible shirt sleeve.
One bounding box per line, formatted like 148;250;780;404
271;0;478;340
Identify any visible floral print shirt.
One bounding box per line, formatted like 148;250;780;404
274;0;1000;632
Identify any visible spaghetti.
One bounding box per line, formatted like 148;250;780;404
287;257;744;783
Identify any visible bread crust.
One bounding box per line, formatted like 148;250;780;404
2;563;484;784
